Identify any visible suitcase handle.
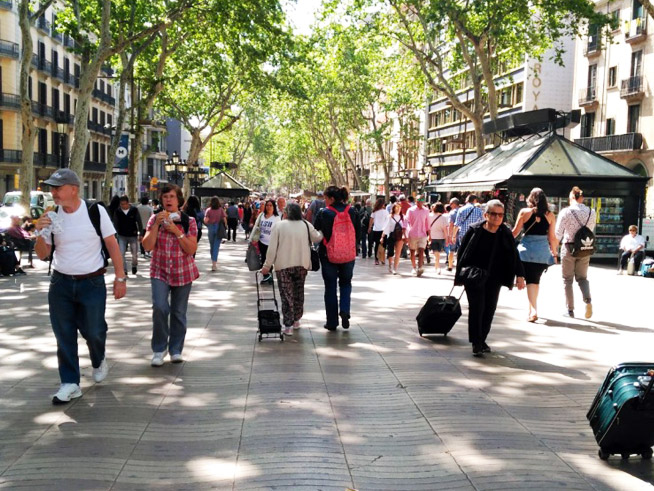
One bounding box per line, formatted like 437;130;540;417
449;283;466;300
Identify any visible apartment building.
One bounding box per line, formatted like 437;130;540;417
571;0;653;217
424;39;575;181
0;1;116;198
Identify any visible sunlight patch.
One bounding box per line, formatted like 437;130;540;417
348;342;393;353
187;458;260;480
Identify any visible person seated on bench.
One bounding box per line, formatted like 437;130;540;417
619;225;646;274
6;215;36;268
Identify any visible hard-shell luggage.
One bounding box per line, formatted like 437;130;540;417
587;362;654;460
255;271;283;342
641;258;654;278
416;285;464;337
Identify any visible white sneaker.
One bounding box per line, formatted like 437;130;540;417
151;352;165;367
417;267;424;277
392;269;398;275
411;268;417;276
283;326;293;336
52;383;82;405
293;321;300;329
170;353;184;364
92;358;108;383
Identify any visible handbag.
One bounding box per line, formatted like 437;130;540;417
217;221;227;240
304;221;320;272
246;242;262;271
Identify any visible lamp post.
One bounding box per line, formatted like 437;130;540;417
186;163;207;194
56;116;67;168
164;151;187;186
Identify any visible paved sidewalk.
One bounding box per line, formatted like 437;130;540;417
1;239;653;490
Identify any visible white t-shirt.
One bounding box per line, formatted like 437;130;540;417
620;233;646;252
371;209;388;232
45;202;116;275
259;214;280;245
429;212;449;240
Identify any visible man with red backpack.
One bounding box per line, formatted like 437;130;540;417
314;186;361;331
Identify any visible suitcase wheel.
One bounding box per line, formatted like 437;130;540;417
598;448;610;461
642;448;653;460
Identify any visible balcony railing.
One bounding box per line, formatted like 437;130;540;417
84;160;106;172
626;16;647;41
578;86;597;105
32;102;54;119
52;30;63;42
31;54;53;74
621;76;644;98
87;121;111;135
0;92;21;110
36;16;51;33
63;35;75;49
584;36;601;56
0;39;19;58
0;150;60;167
0;0;13;10
574;132;643;153
0;150;21;163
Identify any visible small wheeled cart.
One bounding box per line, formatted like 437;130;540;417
587;363;654;460
255;271;283;342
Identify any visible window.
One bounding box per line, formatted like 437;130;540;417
38;128;47;153
0;119;4;149
611;9;620;29
515;83;523;104
633;0;644;19
588;64;598;88
92;107;98;123
606;118;615;135
52;88;60;113
100;111;105;127
92;141;99;162
608;66;617;87
580;112;595;138
64;93;70;116
631;50;642;77
38;82;47;105
628;104;640;132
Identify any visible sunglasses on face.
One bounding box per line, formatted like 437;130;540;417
487;211;504;218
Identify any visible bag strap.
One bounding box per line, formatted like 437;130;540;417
431;214;442;228
303;220;312;247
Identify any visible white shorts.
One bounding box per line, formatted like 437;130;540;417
409;236;428;250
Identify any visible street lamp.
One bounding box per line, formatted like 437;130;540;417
165;151;187;186
56;115;67;168
187;163;207;191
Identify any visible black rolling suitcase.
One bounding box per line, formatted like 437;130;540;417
416;285;464;337
587;363;654;460
255;271;283;342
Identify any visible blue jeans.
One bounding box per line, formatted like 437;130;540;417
118;235;139;269
207;223;222;262
49;271;108;384
151;278;192;355
320;258;355;328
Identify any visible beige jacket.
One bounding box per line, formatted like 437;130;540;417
263;220;323;271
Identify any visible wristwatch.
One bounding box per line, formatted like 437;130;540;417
115;277;127;283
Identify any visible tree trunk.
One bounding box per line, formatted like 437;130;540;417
104;54;130;203
18;0;34;208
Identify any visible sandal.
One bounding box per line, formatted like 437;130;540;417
527;315;538;323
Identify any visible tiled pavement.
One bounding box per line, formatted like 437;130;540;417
1;237;654;490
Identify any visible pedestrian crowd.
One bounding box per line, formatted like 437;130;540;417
13;167;643;404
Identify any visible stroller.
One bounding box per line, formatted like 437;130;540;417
255;271;284;342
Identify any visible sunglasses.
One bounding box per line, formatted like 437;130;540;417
487;211;504;218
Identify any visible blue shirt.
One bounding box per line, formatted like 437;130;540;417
454;204;484;241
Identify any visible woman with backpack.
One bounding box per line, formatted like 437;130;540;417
203;196;227;271
182;195;204;248
142;184;199;367
368;198;388;266
314;186;360;331
511;188;557;322
381;203;406;275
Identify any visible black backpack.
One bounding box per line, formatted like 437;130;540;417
570;210;595;257
0;243;18;276
360;208;371;230
392;217;403;241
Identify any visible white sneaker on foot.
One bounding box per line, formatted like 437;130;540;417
411;268;417;276
283;326;293;335
392;269;398;275
151;352;165;367
92;358;108;383
585;302;593;319
52;383;82;405
417;267;424;277
170;353;184;364
293;321;300;329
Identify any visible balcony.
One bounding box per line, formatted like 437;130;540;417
87;121;111;136
36;16;51;34
52;65;65;82
52;30;63;42
84;160;106;173
0;0;12;10
584;36;601;56
620;76;645;100
0;39;19;59
574;132;643;153
0;150;21;163
33;153;59;168
578;86;598;107
0;93;21;110
626;16;647;43
31;102;54;119
63;35;75;49
31;54;53;74
92;89;116;106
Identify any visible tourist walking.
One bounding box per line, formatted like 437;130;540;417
142;184;199;367
405;196;430;276
34;169;127;404
250;199;280;283
446;197;460;271
555;186;596;319
305;191;326;224
455;200;525;357
314;186;360;331
226;201;239;242
381;203;406;275
368;198;387;265
204;196;227;271
512;188;557;322
113;196;143;275
242;201;253;240
428;202;449;274
183;195;204;246
261;203;323;335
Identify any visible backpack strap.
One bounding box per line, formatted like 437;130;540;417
430;214;442;228
180;211;190;235
87;202;109;268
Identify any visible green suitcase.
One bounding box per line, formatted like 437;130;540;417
587;363;654;460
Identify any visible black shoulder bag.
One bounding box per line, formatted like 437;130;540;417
304;221;320;272
459;227;500;288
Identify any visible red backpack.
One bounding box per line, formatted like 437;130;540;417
323;205;356;263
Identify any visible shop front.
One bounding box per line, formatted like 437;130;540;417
433;132;650;258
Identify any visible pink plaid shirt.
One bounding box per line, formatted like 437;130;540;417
147;214;199;286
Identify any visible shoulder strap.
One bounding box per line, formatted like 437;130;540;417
180;211;190;234
87;202;110;268
303;220;312;247
431;214;441;228
462;206;475;223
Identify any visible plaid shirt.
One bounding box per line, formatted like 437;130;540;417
454;204;484;240
147;214;199;286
